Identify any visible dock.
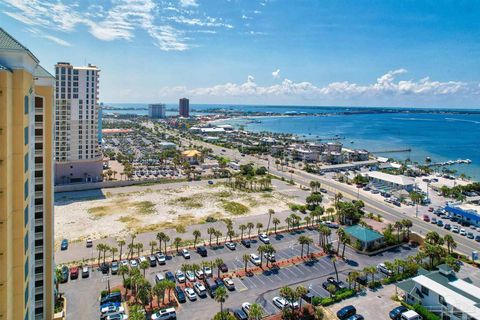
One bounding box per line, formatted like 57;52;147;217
371;148;412;153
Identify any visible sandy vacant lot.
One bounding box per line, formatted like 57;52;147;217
54;182;295;244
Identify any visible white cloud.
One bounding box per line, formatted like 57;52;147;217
26;27;71;46
272;69;280;78
157;69;474;102
179;0;198;7
1;0;231;51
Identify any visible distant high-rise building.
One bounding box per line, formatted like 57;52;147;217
0;27;55;320
149;103;166;118
179;97;190;118
54;62;103;184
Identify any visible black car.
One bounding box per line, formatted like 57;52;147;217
348;272;368;286
389;306;408;319
174;286;186;303
148;255;157;267
444;223;451;230
196;246;208;257
322;281;337;292
60;239;68;250
215;278;225;288
219;263;228;273
100;262;110;274
233;309;248;320
337;305;356;319
165;271;176;282
241;239;251;248
100;292;122;305
302;292;316;304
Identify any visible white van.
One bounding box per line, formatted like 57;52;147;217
401;310;422;320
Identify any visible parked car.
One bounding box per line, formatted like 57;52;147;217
174;286;186;303
186;271;196;282
175;270;186;283
81;266;90;278
377;263;394;276
475;235;480;242
234;309;248;320
259;233;270;244
431;217;437;224
389;306;409;319
204;266;213;277
264;252;276;262
272;296;289;309
460;228;467;236
241;239;251;248
100;305;124;317
467;232;474;239
184;287;197;301
337;305;356;319
150;307;176;320
60;265;69;283
61;239;68;250
225;242;237;250
436;220;444;227
223;277;235;290
181;249;190;259
70;266;79;279
241;302;251;314
155;253;166;265
148;255;157;267
320;188;328;193
193;282;207;297
423;215;430;222
327;276;347;289
195;269;205;280
345;315;364;320
196;246;208;257
452;226;460;233
444;223;451;230
401;310;422;320
219;263;229;273
249;253;261;266
111;261;119;275
100;292;122;305
86;238;93;248
106;313;128;320
165;271;175;282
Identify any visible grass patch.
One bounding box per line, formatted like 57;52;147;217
134;201;156;215
222;201;249;215
261;193;273;198
215;190;233;198
87;205;110;217
168;196;203;209
175;225;186;233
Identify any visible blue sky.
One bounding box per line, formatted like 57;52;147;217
1;0;480;107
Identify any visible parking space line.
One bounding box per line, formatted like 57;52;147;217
242;276;257;288
282;266;297;278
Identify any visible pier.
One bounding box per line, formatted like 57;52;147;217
426;159;472;167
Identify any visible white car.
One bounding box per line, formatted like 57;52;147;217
259;233;270;244
377;263;393;276
195;269;204;280
155;253;166;265
249;253;261;266
120;260;129;267
241;302;251;314
86;238;93;248
185;271;196;282
151;307;176;320
225;242;236;250
272;296;289;309
181;249;190;259
101;305;125;315
130;259;138;268
175;270;186;283
139;256;148;264
460;228;467;236
204;266;212;277
185;287;197;301
193;282;207;297
264;252;276;262
223;277;235;290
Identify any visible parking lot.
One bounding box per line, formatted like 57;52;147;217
61;224;419;320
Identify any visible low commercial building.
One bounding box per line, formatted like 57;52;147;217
364;171;415;192
397;264;480;320
444;204;480;227
344;225;384;251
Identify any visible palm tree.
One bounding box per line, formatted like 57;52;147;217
163;235;170;255
156;232;166;253
242;254;250;273
256;222;263;235
214;230;222;246
55;267;62;299
332;257;339;282
130;233;137;258
247;222;254;239
117;239;126;261
96;243;104;266
207;227;216;247
193;230;201;248
314;307;325;320
266;209;275;234
326;283;336;298
237;224;246;240
110;247;118;262
227;229;235;242
248;303;263;320
214;286;229;319
364;266;377;285
295;286;308;308
173;237;182;253
401;219;413;240
394;221;403;243
336;228;346;254
149;241;157;255
140;260;149;277
215;258;224;278
272;218;280;234
153;281;166;306
444;234;456;254
285;217;292;232
304;236;313;256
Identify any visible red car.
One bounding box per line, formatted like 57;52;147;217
428;207;434;212
423;215;430;222
70;266;79;280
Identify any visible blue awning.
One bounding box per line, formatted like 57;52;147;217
445;206;480;223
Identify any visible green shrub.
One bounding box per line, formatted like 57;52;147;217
311;296;322;306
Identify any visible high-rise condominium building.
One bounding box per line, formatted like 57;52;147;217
179;97;190;118
149;103;166;118
54;62;103;184
0;28;55;320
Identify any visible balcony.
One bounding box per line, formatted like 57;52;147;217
35;136;43;143
34;163;43;171
34;108;43;115
35;218;43;226
34;191;43;198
